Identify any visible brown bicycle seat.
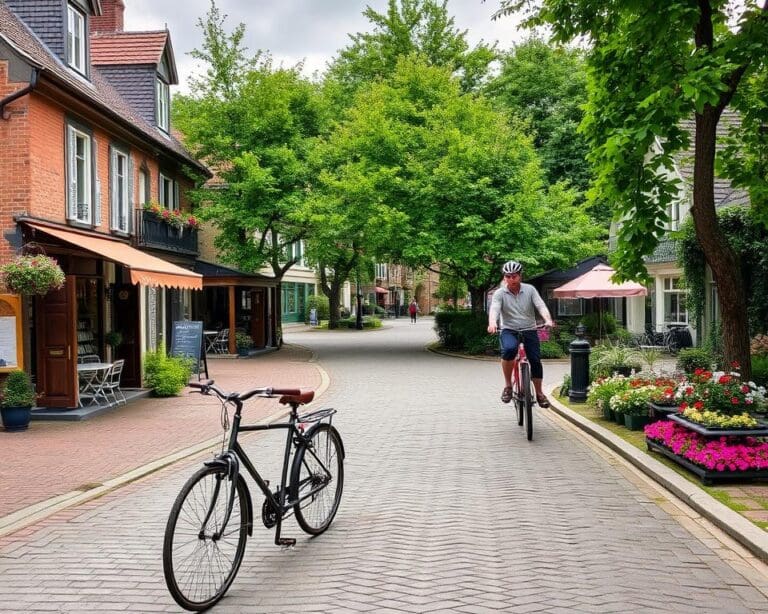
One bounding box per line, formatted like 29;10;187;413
277;390;315;405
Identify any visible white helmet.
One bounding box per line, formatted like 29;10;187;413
501;260;522;275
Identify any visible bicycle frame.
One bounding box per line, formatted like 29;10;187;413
205;396;335;547
510;332;529;398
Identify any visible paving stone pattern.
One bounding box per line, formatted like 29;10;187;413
1;319;768;612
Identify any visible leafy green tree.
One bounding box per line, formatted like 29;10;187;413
486;39;593;205
328;0;496;95
494;0;768;376
174;2;330;339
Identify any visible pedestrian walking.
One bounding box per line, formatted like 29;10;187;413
408;300;419;323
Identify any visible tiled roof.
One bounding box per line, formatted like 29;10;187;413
0;2;207;175
644;237;678;264
91;31;167;66
673;110;749;209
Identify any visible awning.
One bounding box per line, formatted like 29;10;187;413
26;222;203;290
553;264;647;299
374;286;389;294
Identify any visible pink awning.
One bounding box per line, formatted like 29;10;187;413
553;264;647;299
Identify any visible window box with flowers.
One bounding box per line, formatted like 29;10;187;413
139;203;200;255
0;255;65;296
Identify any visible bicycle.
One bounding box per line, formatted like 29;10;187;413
162;380;345;612
505;326;547;442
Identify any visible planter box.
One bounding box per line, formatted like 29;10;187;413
614;410;625;426
624;413;651;431
601;405;615;421
647;401;678;420
646;438;768;485
668;413;768;437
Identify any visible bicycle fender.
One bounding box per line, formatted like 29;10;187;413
204;453;253;536
237;475;254;537
305;422;346;460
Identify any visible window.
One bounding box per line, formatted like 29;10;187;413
110;147;130;233
67;4;86;74
159;173;178;210
375;263;387;280
662;277;688;324
67;124;92;224
557;298;583;317
156;78;170;132
138;168;149;206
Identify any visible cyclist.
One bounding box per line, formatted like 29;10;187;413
487;260;555;407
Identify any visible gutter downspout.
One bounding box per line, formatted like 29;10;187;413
0;67;39;120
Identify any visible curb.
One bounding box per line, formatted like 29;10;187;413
0;357;331;539
548;394;768;564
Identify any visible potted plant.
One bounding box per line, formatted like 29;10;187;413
610;385;655;430
105;330;123;361
235;332;253;357
0;254;65;296
1;370;36;431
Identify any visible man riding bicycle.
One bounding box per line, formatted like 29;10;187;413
487;260;555;407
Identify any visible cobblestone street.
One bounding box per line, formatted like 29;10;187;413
1;318;768;613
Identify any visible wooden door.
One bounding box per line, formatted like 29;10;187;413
113;284;140;387
250;289;266;348
36;275;77;407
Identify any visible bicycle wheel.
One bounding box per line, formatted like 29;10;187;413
514;377;524;426
520;362;534;441
163;465;249;611
290;423;344;535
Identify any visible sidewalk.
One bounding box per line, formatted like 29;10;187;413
0;344;324;532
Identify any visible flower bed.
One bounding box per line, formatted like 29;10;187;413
645;420;768;483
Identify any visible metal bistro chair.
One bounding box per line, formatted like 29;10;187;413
78;354;101;364
101;359;126;406
213;329;230;354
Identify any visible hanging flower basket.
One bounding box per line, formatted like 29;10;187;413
0;255;66;296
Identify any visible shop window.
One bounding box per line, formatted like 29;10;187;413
663;277;688;324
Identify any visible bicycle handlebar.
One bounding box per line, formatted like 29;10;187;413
189;380;303;403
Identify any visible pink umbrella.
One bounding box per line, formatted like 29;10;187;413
553;264;647;299
553;264;647;338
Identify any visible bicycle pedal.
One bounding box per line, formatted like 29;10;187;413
278;538;296;548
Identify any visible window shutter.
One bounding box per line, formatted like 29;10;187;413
66;127;77;220
93;138;101;226
126;156;134;234
109;146;117;230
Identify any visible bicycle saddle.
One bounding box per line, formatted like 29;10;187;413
278;390;315;405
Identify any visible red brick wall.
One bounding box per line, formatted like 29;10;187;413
28;96;66;225
0;61;31;265
90;0;125;33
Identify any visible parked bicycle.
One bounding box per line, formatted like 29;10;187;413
162;380;345;611
506;326;546;441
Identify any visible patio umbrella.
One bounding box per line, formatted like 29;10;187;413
553;264;647;337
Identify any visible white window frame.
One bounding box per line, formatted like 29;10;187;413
68;124;92;224
110;148;130;233
138;168;149;206
156;78;170;132
159;173;178;210
662;277;688;324
557;298;583;317
375;263;387;280
67;4;86;74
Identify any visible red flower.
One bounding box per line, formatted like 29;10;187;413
731;397;740;404
718;375;732;385
694;401;704;410
731;361;741;369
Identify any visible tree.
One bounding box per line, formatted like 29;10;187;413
174;2;329;339
485;39;594;212
495;0;768;376
328;0;496;95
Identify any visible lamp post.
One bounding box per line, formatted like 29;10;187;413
355;268;363;330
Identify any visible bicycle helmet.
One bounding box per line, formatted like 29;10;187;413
501;260;522;275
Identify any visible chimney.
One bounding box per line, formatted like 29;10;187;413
90;0;125;33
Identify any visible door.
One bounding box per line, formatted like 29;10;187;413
113;283;141;387
250;288;266;348
36;275;77;407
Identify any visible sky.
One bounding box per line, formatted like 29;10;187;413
123;0;527;93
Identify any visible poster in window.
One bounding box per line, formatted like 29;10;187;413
0;316;18;367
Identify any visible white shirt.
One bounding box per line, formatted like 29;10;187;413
490;283;550;330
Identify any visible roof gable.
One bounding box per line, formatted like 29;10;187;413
90;30;178;83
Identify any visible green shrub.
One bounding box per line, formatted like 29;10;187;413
434;311;487;351
143;345;193;397
540;340;565;359
1;370;36;407
702;321;723;368
590;341;642;379
305;294;330;322
465;334;498;355
751;355;768;388
676;347;713;374
235;331;253;350
580;311;617;337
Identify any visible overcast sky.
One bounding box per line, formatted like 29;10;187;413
123;1;527;93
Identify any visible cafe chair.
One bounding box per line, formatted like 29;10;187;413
213;328;230;354
102;359;126;406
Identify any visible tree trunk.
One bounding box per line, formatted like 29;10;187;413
469;286;487;316
327;281;342;329
691;110;751;378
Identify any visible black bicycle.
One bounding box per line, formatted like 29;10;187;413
162;380;345;611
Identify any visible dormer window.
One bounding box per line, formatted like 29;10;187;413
156;78;170;132
67;4;86;74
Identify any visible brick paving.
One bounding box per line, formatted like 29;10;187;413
0;344;321;519
1;318;768;612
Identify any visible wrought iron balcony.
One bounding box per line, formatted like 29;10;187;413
136;209;198;255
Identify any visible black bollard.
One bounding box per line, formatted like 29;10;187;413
569;323;591;403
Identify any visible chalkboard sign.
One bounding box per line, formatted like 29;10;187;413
170;320;207;379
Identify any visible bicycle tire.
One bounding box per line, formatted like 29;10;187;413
163;465;249;611
514;376;524;427
290;423;344;535
521;362;533;441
